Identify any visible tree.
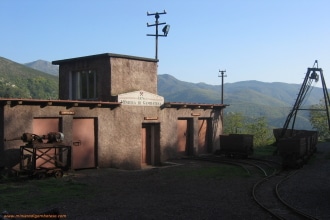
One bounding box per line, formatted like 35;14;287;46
245;117;274;147
223;112;244;134
309;99;330;140
223;112;275;147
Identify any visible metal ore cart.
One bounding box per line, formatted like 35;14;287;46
7;132;72;179
20;143;71;179
219;134;254;158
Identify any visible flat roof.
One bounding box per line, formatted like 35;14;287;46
163;102;228;109
0;99;227;110
0;98;121;109
52;53;158;65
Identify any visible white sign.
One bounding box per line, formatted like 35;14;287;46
118;90;164;107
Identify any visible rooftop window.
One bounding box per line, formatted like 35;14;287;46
72;70;98;100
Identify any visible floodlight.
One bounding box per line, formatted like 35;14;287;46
162;25;170;36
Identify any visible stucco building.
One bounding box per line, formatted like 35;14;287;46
0;53;226;170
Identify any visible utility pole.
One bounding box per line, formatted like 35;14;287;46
146;10;170;60
218;70;227;104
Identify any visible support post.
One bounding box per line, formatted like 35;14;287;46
146;10;169;60
218;70;227;104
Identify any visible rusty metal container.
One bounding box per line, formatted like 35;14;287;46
278;137;307;157
219;134;254;158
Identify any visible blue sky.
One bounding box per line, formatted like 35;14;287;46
1;0;329;86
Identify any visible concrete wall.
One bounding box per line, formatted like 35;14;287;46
1;104;223;170
159;108;222;160
110;57;157;95
56;55;157;102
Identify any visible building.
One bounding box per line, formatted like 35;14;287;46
0;53;226;170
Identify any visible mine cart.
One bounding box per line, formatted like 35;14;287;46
219;134;254;158
277;130;318;169
16;132;71;179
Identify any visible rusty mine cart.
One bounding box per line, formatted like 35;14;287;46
15;132;71;179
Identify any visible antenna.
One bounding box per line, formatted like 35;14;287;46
146;10;170;60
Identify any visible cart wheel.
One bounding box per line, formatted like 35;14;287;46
36;172;46;180
54;170;63;179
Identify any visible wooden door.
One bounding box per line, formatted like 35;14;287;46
72;118;96;169
198;118;209;154
141;125;151;165
33;118;60;137
177;119;191;155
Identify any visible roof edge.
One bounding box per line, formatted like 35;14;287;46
52;53;158;65
163;102;228;109
0;98;121;108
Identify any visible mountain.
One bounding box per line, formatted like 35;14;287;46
0;57;58;99
24;60;59;75
158;74;323;106
158;74;325;129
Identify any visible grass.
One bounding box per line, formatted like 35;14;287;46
0;177;91;212
253;145;277;157
168;165;249;179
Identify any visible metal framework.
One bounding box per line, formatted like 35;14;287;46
280;60;330;137
20;144;71;178
20;144;70;170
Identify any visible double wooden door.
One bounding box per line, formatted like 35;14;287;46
33;117;96;170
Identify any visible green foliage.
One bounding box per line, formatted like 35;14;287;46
224;113;275;147
244;117;274;147
309;99;330;140
0;57;58;99
27;76;58;99
223;112;244;134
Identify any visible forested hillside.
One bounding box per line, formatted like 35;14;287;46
158;74;325;129
0;57;58;99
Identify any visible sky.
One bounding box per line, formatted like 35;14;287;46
1;0;330;86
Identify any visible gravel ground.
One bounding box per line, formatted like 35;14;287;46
4;143;330;220
59;161;271;220
57;143;330;220
280;142;330;219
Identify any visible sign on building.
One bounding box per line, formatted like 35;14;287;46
118;90;164;107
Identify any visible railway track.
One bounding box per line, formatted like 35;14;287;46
186;155;320;219
252;169;319;220
228;157;281;176
188;155;278;177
